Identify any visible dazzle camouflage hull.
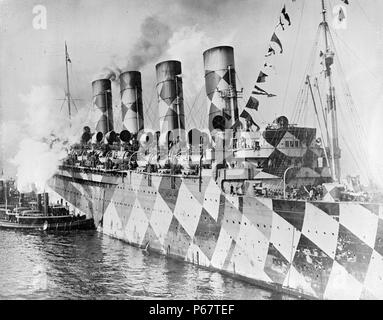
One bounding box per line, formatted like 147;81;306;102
48;168;383;300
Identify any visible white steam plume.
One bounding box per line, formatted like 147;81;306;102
10;85;89;193
166;26;210;97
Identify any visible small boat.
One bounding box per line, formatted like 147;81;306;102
0;191;94;231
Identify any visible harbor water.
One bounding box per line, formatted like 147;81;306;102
0;230;296;300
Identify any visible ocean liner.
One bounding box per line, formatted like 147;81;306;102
47;1;383;299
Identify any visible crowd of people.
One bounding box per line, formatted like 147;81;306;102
285;184;324;201
63;147;376;203
251;183;324;200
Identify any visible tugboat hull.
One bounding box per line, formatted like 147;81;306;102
0;218;95;231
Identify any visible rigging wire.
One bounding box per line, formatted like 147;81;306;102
318;9;374;182
291;12;368;184
68;60;95;137
240;0;299;175
68;65;80;113
328;30;369;144
281;0;305;115
291;25;321;124
183;95;198;130
336;94;365;159
331;28;381;83
339;131;370;183
314;77;331;147
142;83;158;130
182;81;207;131
307;75;331;169
235;72;267;125
354;0;379;32
247;0;295;137
299;86;310;125
185;85;205;130
333;78;372;182
290;87;304;125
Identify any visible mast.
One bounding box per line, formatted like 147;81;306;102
320;0;341;182
4;181;7;211
307;75;331;172
65;41;72;123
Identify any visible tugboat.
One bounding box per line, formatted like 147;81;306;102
0;178;94;231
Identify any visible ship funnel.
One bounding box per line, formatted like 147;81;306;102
92;79;114;137
37;193;42;212
120;71;144;135
43;193;49;216
203;46;239;133
155;60;185;145
0;181;4;203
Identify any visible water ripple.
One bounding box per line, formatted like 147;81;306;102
0;230;296;300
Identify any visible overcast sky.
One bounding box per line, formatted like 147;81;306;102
1;0;383;185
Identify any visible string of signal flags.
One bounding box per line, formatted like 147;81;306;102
244;0;350;114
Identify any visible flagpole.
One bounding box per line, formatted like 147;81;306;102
65;41;72;125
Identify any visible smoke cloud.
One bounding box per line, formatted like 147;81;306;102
163;26;213;129
176;0;235;14
166;26;210;96
127;15;172;70
12;138;68;193
9;85;89;192
94;15;172;81
1;0;253;191
96;66;122;82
